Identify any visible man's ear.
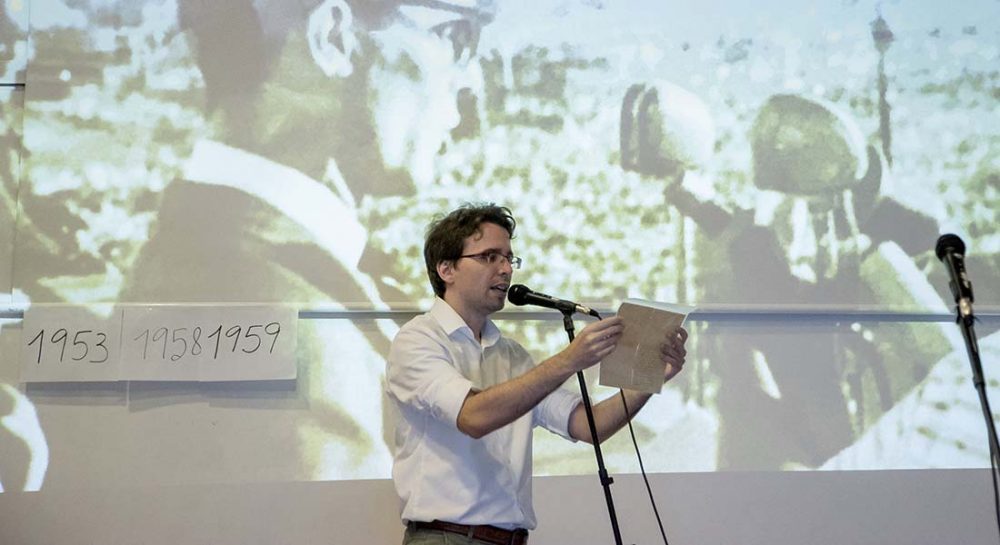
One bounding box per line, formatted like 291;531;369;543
308;0;360;78
437;260;456;286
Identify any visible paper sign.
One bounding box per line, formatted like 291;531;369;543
120;305;297;381
20;305;122;382
599;299;694;394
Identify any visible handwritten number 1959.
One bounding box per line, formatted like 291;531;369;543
27;328;110;364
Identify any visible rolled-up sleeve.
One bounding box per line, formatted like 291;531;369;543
533;387;582;441
387;327;473;427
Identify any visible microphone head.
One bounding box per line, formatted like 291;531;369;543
935;233;966;262
507;284;530;306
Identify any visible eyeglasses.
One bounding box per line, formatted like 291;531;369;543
458;251;522;269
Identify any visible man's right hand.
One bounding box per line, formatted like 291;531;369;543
452;316;623;439
560;316;624;373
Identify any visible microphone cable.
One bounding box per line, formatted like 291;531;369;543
588;307;671;545
618;391;671;545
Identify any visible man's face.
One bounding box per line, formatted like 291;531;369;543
441;222;513;319
367;9;484;187
232;1;484;192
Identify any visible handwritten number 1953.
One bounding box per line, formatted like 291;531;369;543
27;328;110;364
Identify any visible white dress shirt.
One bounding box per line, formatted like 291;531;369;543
386;298;582;530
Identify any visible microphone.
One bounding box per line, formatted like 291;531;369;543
936;233;975;320
507;284;600;317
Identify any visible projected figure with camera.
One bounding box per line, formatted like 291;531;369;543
386;203;688;543
622;84;955;469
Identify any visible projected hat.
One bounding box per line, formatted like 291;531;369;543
749;94;873;195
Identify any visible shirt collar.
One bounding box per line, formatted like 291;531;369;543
430;297;501;347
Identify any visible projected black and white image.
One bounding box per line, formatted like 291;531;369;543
1;0;998;489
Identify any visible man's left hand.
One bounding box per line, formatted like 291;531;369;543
660;327;688;382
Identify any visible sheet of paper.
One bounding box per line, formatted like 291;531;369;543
599;299;694;394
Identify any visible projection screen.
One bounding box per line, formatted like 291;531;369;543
0;0;998;493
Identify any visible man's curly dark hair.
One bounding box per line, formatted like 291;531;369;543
423;203;516;298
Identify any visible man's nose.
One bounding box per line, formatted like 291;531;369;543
498;257;514;276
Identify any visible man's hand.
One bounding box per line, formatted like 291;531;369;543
456;316;623;440
661;326;688;382
561;316;624;374
568;324;687;444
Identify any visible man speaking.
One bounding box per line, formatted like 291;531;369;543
386;203;688;544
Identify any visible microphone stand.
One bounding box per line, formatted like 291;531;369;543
560;309;625;545
942;246;1000;531
954;308;1000;499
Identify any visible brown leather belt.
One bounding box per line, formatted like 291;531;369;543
410;520;529;545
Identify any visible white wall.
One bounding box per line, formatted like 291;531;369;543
0;470;996;544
